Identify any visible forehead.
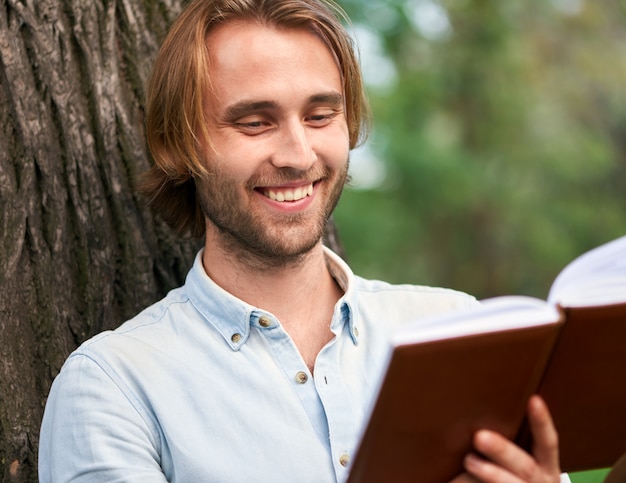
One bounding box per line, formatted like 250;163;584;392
205;20;343;109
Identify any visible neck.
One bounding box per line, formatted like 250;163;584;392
202;237;342;329
203;238;342;372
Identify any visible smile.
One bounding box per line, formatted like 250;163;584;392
262;183;314;202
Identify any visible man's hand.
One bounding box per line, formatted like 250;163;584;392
450;395;561;483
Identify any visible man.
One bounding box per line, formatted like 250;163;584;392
39;0;563;481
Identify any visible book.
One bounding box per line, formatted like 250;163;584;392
347;235;626;483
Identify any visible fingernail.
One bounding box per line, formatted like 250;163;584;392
464;453;482;471
475;429;492;446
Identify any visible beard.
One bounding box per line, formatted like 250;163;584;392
196;160;348;270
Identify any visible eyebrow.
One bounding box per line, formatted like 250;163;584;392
224;100;278;122
308;92;344;107
223;91;344;121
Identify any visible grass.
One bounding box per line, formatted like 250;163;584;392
569;468;611;482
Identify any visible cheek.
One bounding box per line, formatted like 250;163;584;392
325;133;350;169
312;122;350;168
208;140;261;181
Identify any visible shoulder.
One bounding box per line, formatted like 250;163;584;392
354;276;476;308
325;247;476;318
73;286;191;361
350;276;478;330
48;286;198;422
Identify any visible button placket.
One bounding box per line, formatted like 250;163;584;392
295;371;308;384
314;336;360;480
252;310;327;451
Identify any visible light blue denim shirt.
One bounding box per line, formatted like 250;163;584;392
39;248;477;483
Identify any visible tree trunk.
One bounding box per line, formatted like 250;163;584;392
0;0;196;480
0;1;345;480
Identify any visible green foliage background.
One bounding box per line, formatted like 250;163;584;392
334;0;626;301
333;1;625;478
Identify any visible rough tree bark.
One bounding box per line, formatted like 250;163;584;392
0;0;345;481
0;0;193;480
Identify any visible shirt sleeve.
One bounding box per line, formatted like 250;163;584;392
39;353;169;483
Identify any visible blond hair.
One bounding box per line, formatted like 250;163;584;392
140;0;371;237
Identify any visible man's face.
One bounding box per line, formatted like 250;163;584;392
197;20;350;267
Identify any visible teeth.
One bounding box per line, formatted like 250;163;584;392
265;184;314;202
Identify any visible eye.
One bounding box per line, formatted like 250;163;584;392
238;121;263;128
306;109;340;126
309;114;330;121
234;118;273;135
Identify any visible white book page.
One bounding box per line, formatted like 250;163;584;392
547;235;626;307
392;296;562;347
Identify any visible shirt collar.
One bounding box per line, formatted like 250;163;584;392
184;247;359;350
185;250;254;351
323;246;359;345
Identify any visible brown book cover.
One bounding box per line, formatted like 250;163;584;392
529;302;626;471
347;235;626;483
348;321;562;483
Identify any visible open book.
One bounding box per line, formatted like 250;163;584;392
347;235;626;483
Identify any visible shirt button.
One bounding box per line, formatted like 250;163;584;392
295;371;308;384
231;333;242;343
339;454;350;467
259;316;271;328
353;327;360;337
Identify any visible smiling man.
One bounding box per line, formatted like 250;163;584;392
38;1;563;482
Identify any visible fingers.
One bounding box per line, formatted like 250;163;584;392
466;430;535;482
462;396;561;482
449;472;482;483
527;395;560;472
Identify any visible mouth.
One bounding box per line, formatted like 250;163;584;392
260;182;315;202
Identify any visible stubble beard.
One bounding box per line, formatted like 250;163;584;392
196;161;349;271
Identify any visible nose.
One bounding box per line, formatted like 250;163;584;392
271;119;316;171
